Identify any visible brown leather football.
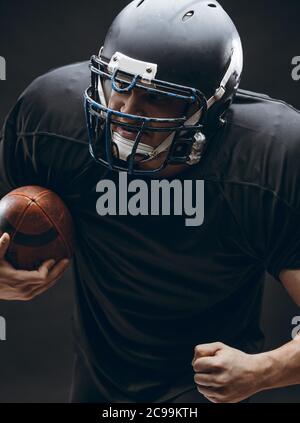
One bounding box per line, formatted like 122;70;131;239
0;186;74;270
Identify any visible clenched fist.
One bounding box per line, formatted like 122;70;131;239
192;342;267;403
0;232;70;301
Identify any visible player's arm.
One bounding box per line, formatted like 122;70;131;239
192;336;300;403
280;268;300;306
248;269;300;394
0;83;71;301
191;270;300;403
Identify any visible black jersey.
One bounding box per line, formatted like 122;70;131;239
0;62;300;402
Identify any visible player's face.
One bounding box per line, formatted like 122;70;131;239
108;86;191;175
109;86;187;147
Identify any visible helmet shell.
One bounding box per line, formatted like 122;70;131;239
102;0;243;104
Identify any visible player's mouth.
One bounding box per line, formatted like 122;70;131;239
115;125;150;141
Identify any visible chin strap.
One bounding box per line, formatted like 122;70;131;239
110;108;203;163
112;132;153;160
111;106;203;163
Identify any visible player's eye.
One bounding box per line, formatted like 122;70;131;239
114;80;129;90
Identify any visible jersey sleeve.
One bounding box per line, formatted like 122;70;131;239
0;62;94;204
221;182;300;284
264;199;300;282
0;98;88;203
222;95;300;283
0;99;40;198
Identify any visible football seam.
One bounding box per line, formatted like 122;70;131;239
32;196;72;258
7;192;72;258
5;189;51;201
5;196;33;248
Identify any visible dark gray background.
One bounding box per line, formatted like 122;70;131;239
0;0;300;403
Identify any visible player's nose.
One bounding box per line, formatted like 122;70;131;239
120;89;145;117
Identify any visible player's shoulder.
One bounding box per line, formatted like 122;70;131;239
210;89;300;210
12;61;90;140
230;88;300;143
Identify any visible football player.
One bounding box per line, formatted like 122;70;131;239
0;0;300;403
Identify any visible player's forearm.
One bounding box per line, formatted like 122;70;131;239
257;336;300;391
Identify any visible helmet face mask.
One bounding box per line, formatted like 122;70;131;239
85;53;208;175
84;0;243;176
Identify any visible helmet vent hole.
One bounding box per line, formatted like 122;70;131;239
208;3;217;7
137;0;145;7
182;10;194;22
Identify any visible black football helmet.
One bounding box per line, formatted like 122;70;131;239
84;0;243;175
